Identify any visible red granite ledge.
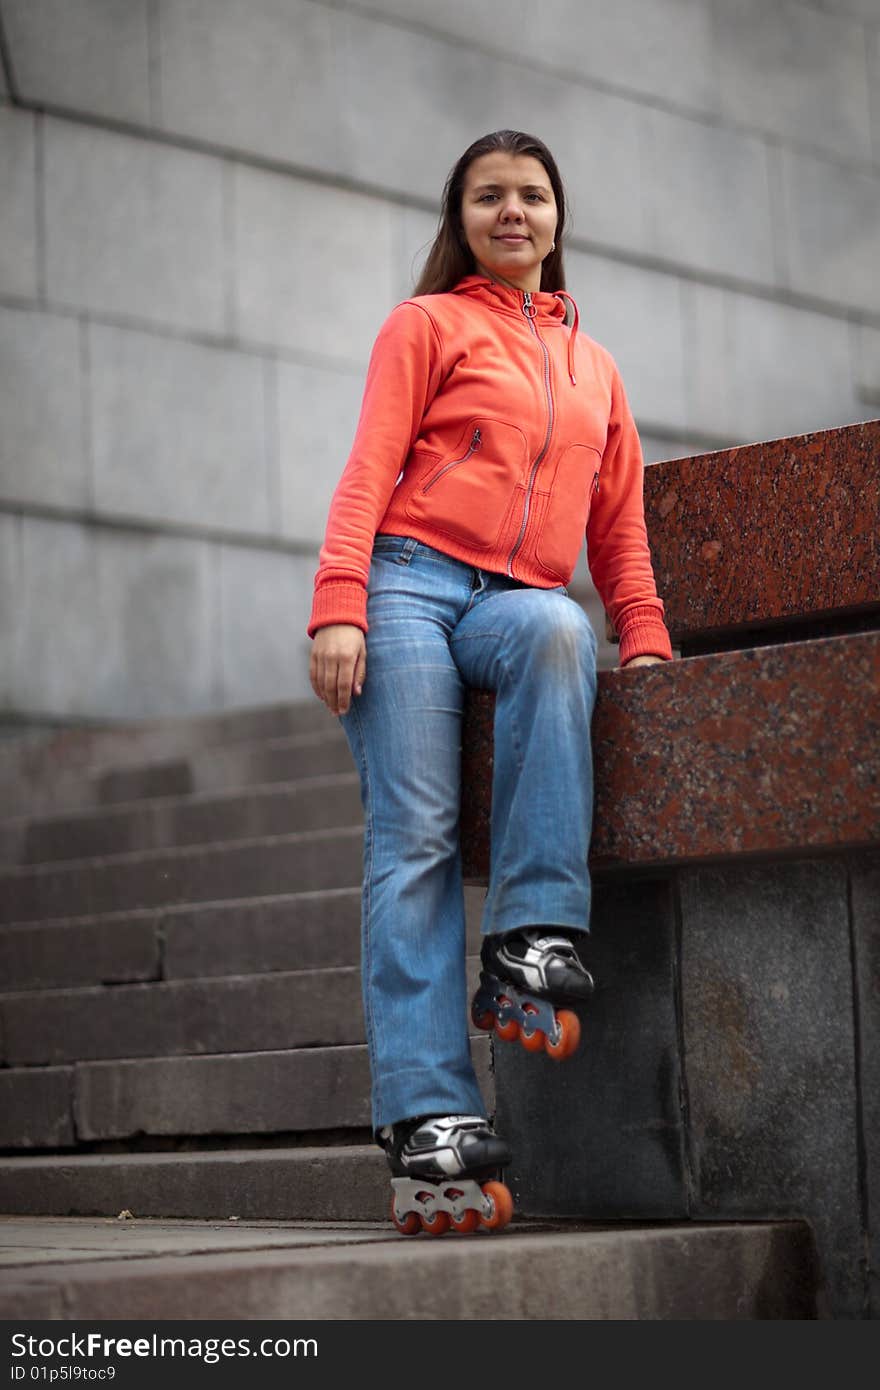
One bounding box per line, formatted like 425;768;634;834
460;630;880;879
643;419;880;639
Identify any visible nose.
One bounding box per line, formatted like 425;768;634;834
498;193;525;222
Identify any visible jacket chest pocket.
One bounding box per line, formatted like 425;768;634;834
404;417;528;549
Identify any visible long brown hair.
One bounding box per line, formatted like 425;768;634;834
413;130;569;296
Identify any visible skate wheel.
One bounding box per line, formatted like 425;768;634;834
520;1001;544;1052
495;1017;520;1042
545;1008;581;1060
419;1207;451;1236
520;1024;545;1053
389;1194;420;1236
494;997;519;1042
450;1207;480;1233
479;1180;514;1231
471;1001;494;1031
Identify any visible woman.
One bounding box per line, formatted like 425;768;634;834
308;130;672;1234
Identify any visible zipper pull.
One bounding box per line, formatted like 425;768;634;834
522;291;537;319
593;470;600;494
472;427;482;449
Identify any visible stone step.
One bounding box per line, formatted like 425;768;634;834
0;827;366;924
107;698;332;750
0;886;488;992
0;700;337;820
95;729;352;805
0;1146;389;1221
0;1213;819;1320
0;957;484;1066
1;773;363;867
0;1038;494;1149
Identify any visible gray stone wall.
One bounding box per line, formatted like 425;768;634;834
497;849;880;1318
1;0;878;720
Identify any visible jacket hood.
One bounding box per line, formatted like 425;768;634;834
450;274;581;384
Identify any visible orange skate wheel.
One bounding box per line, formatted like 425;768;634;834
419;1207;451;1236
494;997;519;1042
519;1001;544;1052
390;1194;420;1236
479;1180;514;1231
520;1024;545;1053
450;1207;480;1233
471;1001;494;1031
545;1008;581;1060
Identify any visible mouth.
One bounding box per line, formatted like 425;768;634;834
494;234;529;244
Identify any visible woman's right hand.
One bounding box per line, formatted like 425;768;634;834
310;624;367;716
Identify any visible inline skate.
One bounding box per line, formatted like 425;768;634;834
377;1113;514;1236
471;927;595;1060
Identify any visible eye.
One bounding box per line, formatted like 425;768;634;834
476;191;546;203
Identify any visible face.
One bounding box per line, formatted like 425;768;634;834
460;150;558;292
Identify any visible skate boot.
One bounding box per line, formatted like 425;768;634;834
376;1113;514;1236
471;927;595;1061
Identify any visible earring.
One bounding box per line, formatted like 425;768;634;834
550;241;556;252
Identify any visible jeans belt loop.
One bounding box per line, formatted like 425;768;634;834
400;537;419;566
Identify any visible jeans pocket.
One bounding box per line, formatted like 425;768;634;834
371;534;417;565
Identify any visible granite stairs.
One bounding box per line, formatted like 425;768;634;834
0;695;818;1319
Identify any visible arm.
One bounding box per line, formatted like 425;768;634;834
307;300;444;638
586;363;674;667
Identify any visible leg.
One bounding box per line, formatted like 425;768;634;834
450;583;598;937
339;538;487;1133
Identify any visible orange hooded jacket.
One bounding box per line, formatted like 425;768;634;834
308;273;673;666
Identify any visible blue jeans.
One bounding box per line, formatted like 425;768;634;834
339;534;598;1133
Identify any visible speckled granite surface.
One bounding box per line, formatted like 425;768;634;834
460;629;880;879
643;419;880;645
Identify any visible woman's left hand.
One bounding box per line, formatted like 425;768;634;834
622;654;666;668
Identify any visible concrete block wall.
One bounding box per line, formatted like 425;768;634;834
0;0;878;720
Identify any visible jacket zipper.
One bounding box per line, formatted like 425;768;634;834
422;427;482;493
506;291;554;576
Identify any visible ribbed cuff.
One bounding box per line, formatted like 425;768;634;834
617;605;674;666
307;580;368;639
